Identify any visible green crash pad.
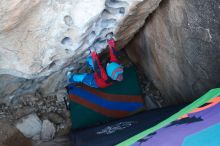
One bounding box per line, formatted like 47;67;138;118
67;66;145;129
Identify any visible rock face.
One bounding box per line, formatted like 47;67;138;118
126;0;220;105
0;0;161;78
0;0;105;78
0;0;161;104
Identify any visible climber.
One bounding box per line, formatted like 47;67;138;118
67;37;123;88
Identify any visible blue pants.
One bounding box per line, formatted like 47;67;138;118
69;73;98;88
68;54;100;88
82;73;98;88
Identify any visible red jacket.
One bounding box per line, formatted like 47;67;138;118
91;52;112;88
91;39;119;88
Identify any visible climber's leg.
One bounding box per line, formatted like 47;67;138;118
82;73;98;88
86;55;94;70
67;72;98;88
107;39;120;63
91;51;108;81
68;73;87;83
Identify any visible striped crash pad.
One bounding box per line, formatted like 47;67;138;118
118;88;220;146
66;66;145;129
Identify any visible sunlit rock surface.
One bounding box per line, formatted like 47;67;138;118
126;0;220;105
0;0;161;103
0;0;105;78
0;0;161;78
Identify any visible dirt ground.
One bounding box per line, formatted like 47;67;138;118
0;120;31;146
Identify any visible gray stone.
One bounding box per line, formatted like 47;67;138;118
48;113;64;125
56;90;68;103
56;119;72;137
32;134;41;141
12;107;35;120
40;120;56;141
15;113;42;138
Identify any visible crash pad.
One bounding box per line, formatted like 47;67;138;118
66;66;145;129
118;88;220;146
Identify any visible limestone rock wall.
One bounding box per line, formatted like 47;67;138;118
0;0;106;78
126;0;220;105
0;0;161;104
0;0;161;78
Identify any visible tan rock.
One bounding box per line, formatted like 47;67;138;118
126;0;220;105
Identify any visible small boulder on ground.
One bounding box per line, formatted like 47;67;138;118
15;113;42;138
40;120;56;141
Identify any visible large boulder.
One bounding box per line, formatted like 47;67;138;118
0;0;106;78
126;0;220;105
0;0;161;104
0;0;161;78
